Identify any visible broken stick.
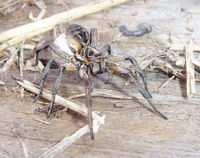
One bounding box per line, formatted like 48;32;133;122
0;0;130;52
17;80;105;158
185;44;195;98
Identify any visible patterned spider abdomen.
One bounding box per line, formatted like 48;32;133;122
50;24;91;67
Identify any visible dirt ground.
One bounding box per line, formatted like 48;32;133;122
0;0;200;158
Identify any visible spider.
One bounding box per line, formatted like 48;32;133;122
33;24;167;140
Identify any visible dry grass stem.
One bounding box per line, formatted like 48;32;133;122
170;44;200;51
69;91;144;100
0;0;130;52
39;124;89;158
14;132;29;158
185;44;195;98
20;40;25;97
17;80;105;158
192;59;200;68
0;0;22;12
16;80;104;121
33;118;50;125
152;59;185;79
153;75;175;93
0;47;19;74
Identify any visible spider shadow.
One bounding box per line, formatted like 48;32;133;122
95;74;162;118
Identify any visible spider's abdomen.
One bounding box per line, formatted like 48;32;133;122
66;24;90;47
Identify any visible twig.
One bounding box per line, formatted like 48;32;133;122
185;44;195;98
192;59;200;68
0;57;8;64
0;0;22;12
69;92;144;100
20;39;25;97
14;132;29;158
153;75;175;93
170;44;200;51
152;59;186;80
68;90;112;99
0;47;19;74
33;118;50;125
0;0;130;52
29;0;47;21
17;80;105;158
39;124;89;158
0;80;5;85
40;115;104;158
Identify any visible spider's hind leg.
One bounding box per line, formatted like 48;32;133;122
108;56;152;98
125;56;152;98
34;59;53;103
108;63;167;120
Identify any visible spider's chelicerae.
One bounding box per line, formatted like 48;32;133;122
33;24;167;139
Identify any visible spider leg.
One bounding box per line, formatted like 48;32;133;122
47;66;65;118
125;56;152;98
34;59;53;103
90;28;98;47
79;65;94;139
100;44;111;56
32;44;50;66
108;56;152;98
84;79;94;139
108;63;167;120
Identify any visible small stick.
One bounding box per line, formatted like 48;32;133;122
39;124;89;158
0;80;5;85
170;44;200;51
20;39;25;97
33;118;50;125
69;92;144;100
153;75;175;93
14;132;29;158
68;90;112;99
192;59;200;68
16;80;105;158
0;0;130;52
0;0;22;12
40;117;104;158
185;44;195;98
0;57;8;64
0;47;19;74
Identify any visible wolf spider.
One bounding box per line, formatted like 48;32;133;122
33;24;167;140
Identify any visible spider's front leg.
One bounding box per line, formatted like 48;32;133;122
34;59;53;102
32;43;50;66
107;62;167;120
47;66;65;118
79;64;94;139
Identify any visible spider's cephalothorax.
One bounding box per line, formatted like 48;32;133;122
33;24;167;140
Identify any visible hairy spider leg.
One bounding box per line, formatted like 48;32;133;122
90;28;98;47
34;59;53;103
128;72;167;120
125;56;152;98
108;56;152;98
32;44;50;66
47;66;65;118
78;65;94;139
108;63;167;120
84;79;94;139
